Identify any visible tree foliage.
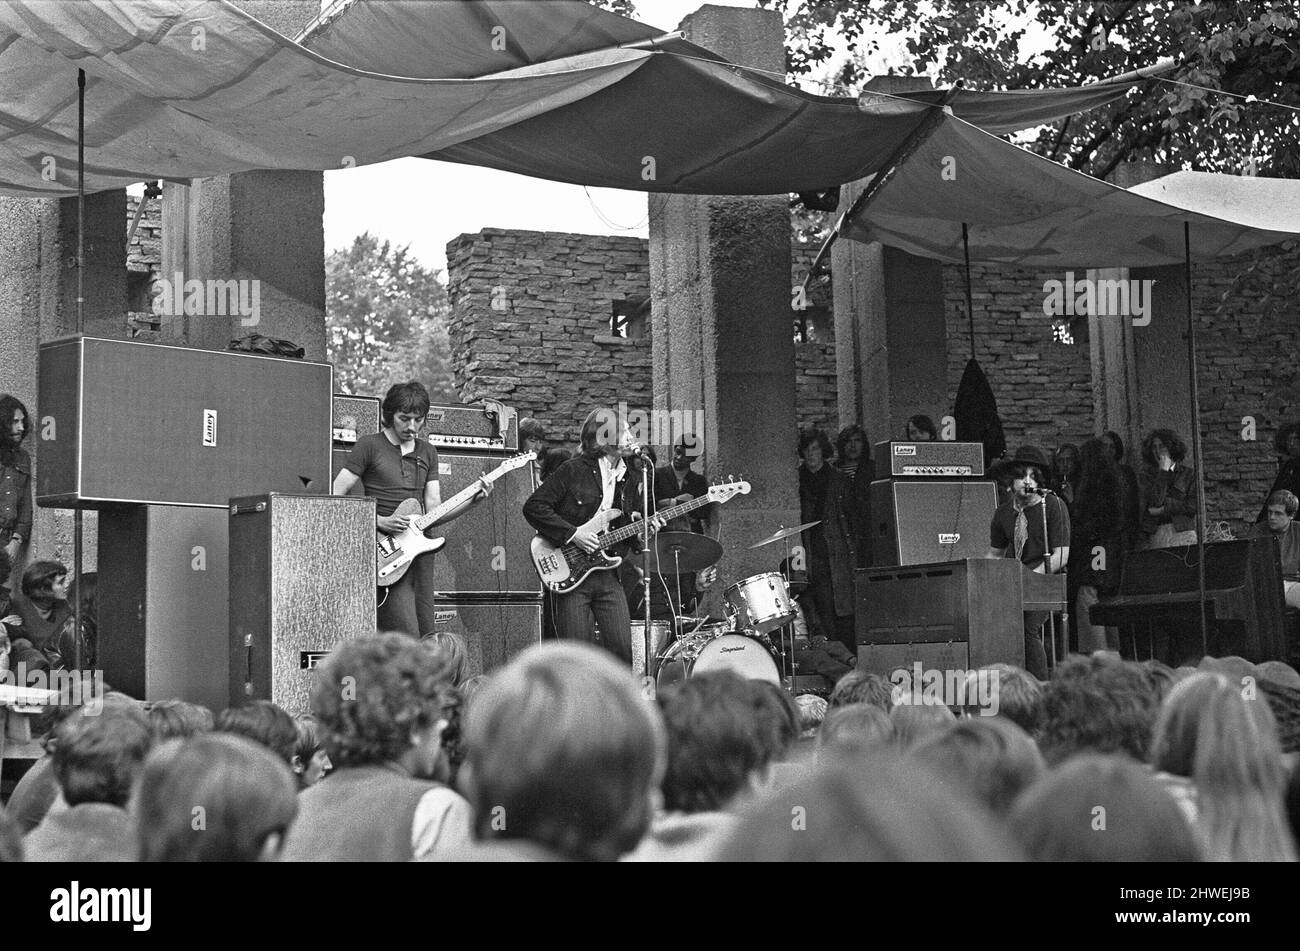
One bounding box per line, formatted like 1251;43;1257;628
761;1;1300;180
325;234;456;402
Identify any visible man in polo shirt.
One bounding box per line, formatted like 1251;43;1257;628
333;382;489;638
987;445;1070;680
1250;489;1300;609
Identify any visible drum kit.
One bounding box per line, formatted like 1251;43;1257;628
637;520;822;691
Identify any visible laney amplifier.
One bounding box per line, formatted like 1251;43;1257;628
332;394;381;445
424;401;518;451
874;440;985;478
870;479;998;566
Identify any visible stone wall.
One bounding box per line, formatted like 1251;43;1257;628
447;228;841;449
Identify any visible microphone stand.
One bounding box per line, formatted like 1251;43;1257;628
639;454;654;688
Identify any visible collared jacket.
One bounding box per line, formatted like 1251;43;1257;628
523;453;651;554
0;445;33;542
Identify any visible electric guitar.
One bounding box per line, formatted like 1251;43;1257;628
531;479;751;594
376;451;536;587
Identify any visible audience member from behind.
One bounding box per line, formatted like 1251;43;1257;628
1010;755;1202;861
817;703;893;754
281;632;471;861
962;664;1043;736
1036;655;1159;766
911;718;1045;817
146;699;214;742
421;629;469;686
795;694;828;739
135;733;298;862
1149;672;1295;861
626;672;776;861
215;699;298;767
717;753;1020;861
4;701;93;834
291;714;330;789
24;704;151;862
890;701;956;751
829;669;893;711
452;642;665;862
0;807;22;863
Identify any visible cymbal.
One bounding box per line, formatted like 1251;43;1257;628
650;532;723;573
749;521;821;550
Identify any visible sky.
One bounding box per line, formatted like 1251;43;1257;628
323;0;804;273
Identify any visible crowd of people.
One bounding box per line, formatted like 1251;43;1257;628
2;633;1299;862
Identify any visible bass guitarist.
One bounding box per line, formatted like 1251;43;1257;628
333;381;490;638
523;408;660;665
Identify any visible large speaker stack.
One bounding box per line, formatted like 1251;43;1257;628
420;403;541;678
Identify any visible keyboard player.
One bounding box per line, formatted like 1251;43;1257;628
986;446;1070;680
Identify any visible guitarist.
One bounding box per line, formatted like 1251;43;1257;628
333;382;490;638
523;409;658;665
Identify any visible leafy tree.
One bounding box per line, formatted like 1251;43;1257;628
761;0;1300;180
325;233;456;402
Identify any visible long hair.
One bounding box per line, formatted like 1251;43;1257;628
0;394;29;466
1141;428;1187;467
1150;673;1295;862
1274;421;1300;457
578;408;621;459
1073;438;1125;541
834;424;871;465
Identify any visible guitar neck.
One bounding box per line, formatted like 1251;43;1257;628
411;457;529;532
601;494;714;546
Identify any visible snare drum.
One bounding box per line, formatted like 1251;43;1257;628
724;572;796;634
655;632;780;689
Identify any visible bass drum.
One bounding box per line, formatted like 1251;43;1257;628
656;632;780;689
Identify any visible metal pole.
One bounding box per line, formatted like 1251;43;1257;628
73;69;86;672
641;457;654;685
1185;222;1209;656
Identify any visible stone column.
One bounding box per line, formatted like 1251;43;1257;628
161;0;326;358
649;5;799;602
0;190;126;578
832;76;949;446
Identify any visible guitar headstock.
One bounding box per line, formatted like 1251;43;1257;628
706;477;752;503
497;450;537;474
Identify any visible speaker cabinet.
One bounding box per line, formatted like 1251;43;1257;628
98;505;230;711
37;335;332;509
228;494;376;710
427;597;542;678
431;451;538;596
332;394;381;445
870;480;998;566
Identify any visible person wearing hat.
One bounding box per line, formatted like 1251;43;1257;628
987;446;1070;680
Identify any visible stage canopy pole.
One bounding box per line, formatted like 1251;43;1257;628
1185;220;1209;656
73;68;85;672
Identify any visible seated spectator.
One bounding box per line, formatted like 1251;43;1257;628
1250;489;1300;608
448;642;665;862
1036;655;1159;766
890;701;956;750
716;753;1020;861
7;560;74;672
290;714;330;790
817;703;894;754
1010;755;1202;861
828;669;893;711
281;633;471;861
961;664;1043;736
215;699;298;767
1149;672;1295;861
23;704;151;862
146;699;214;742
911;718;1045;816
134;733;298;862
0;807;22;863
625;672;783;861
421;629;469;686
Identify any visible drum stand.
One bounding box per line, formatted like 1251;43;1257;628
777;533;795;691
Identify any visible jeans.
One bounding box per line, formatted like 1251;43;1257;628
552;568;632;665
377;550;439;638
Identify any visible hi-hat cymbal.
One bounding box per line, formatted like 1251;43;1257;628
650;532;723;573
749;521;821;550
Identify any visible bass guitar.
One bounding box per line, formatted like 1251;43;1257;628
376;451;535;587
531;479;750;594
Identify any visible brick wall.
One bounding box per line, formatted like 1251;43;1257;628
447;228;842;448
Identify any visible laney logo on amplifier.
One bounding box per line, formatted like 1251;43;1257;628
202;410;217;447
938;533;961;544
893;445;917;456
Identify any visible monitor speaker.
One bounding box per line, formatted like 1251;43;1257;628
228;494;377;710
870;480;998;566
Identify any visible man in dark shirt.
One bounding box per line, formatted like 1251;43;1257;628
0;394;34;577
1251;489;1300;609
987;446;1070;680
333;382;489;638
641;437;719;620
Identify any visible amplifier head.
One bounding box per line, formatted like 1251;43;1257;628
333;394;381;445
424;401;518;451
874;440;986;478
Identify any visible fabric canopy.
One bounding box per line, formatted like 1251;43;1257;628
0;0;1143;198
833;113;1300;267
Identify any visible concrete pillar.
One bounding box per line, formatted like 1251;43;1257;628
649;5;799;600
161;0;326;358
0;189;127;577
832;76;949;445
